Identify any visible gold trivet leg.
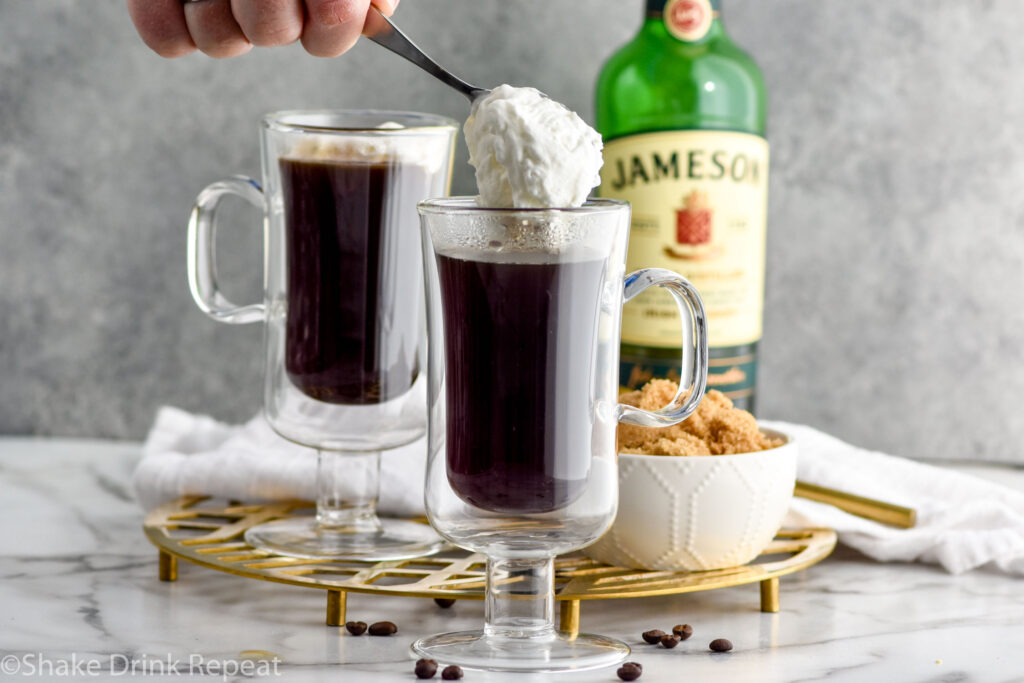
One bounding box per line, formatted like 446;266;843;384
326;590;347;627
158;551;178;582
760;577;779;613
559;600;580;637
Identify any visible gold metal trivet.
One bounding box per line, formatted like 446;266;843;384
144;497;837;635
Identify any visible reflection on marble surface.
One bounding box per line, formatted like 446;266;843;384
1;438;1023;682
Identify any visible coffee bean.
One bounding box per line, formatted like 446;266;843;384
617;662;642;681
672;624;693;640
709;638;733;652
441;664;463;680
414;658;438;679
660;634;681;649
641;629;665;644
344;621;367;636
434;598;456;608
368;621;397;636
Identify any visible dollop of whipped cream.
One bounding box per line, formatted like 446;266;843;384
464;84;603;208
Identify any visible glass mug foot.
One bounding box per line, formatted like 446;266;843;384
244;516;444;561
411;630;630;673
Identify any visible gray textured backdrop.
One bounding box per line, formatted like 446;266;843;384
1;1;1022;462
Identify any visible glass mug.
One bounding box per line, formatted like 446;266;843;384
186;111;457;559
414;198;709;671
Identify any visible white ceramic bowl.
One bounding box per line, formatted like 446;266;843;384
584;429;797;571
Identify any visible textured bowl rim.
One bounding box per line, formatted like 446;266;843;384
618;427;795;462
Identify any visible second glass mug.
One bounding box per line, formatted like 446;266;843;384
414;198;709;671
186;110;457;559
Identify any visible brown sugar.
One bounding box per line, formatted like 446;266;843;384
617;380;783;456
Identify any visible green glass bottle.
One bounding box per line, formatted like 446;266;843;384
596;0;768;413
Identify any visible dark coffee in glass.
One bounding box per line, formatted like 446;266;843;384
437;251;606;514
280;158;431;405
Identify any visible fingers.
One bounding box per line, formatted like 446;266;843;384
126;0;196;58
184;0;253;58
128;0;392;59
231;0;304;47
301;0;371;57
370;0;399;16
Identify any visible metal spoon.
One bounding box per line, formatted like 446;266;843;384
364;7;490;102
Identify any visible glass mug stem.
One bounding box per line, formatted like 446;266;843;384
316;449;384;534
484;557;556;641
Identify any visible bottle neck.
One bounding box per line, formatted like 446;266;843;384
644;0;724;43
646;0;722;14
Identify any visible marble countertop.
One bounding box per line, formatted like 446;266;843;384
1;438;1022;682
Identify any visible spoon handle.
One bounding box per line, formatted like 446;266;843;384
794;480;917;529
364;8;488;102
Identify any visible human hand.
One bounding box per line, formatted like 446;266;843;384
126;0;399;59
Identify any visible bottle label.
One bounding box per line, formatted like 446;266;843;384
620;352;758;407
663;0;713;42
601;130;770;349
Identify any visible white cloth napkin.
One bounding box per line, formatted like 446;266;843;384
133;408;1024;575
765;420;1024;575
133;406;426;518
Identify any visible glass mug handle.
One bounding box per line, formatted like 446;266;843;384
186;176;267;324
617;268;709;426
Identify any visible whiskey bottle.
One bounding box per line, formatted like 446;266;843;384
596;0;768;412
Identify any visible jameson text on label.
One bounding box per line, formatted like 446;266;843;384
601;130;769;349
